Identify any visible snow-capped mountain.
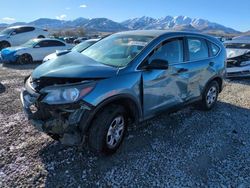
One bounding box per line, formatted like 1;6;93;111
122;16;239;34
0;16;241;34
83;18;127;32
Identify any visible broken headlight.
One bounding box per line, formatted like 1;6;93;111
41;84;95;105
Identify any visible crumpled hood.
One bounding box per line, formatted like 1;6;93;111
32;51;119;80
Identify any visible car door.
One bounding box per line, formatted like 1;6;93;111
141;38;190;118
19;27;36;42
9;27;35;46
8;28;25;46
31;40;54;61
32;40;67;61
184;37;211;99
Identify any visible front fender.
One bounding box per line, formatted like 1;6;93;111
83;72;142;108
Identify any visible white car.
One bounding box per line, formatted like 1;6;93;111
224;38;250;77
0;38;72;64
0;26;48;50
43;39;100;62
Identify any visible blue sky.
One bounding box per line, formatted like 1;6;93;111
0;0;249;31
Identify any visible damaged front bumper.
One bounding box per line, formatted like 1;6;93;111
226;66;250;78
20;89;93;145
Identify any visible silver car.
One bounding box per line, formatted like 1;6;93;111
224;37;250;78
20;31;226;154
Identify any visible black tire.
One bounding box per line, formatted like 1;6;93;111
197;81;219;111
16;54;33;64
37;35;45;38
88;105;128;155
0;41;11;50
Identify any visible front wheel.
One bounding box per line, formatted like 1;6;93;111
16;54;33;64
198;81;219;111
88;105;128;155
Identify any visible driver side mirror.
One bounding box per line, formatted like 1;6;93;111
34;45;40;48
142;59;169;70
11;31;16;36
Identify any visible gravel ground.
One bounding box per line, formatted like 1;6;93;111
0;64;250;187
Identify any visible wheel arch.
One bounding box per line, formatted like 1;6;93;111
0;40;11;48
204;76;223;93
80;94;142;133
16;53;33;64
37;35;45;38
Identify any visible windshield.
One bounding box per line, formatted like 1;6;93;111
21;39;39;47
0;28;14;35
81;34;154;67
72;41;97;52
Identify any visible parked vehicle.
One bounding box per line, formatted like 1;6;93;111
73;37;89;44
20;31;226;154
64;36;77;44
0;38;72;64
43;39;100;62
0;26;48;50
224;38;250;77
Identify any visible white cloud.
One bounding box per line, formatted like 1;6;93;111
1;17;16;23
56;14;67;20
79;4;87;8
65;7;71;10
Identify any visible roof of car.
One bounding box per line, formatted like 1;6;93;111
30;38;67;43
8;25;36;29
115;30;210;38
86;38;101;42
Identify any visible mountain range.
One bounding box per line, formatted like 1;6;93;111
0;16;242;35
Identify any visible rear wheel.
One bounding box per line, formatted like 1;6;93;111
198;81;219;111
16;54;33;64
0;41;10;50
88;105;128;155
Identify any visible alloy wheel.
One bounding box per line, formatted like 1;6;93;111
106;115;125;149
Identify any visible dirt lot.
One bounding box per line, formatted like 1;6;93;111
0;64;250;187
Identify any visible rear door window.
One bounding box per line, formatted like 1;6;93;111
187;38;209;61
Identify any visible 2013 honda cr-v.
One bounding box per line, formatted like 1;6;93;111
20;31;226;154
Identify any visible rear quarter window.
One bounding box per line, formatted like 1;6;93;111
210;42;220;56
187;38;209;61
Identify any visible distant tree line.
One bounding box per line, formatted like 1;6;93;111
52;27;86;37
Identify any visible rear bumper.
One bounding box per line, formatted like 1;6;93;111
226;66;250;78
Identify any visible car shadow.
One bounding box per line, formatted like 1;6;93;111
2;62;41;70
39;101;250;187
0;82;6;94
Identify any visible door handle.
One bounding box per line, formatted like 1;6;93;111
177;68;188;73
209;62;215;66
